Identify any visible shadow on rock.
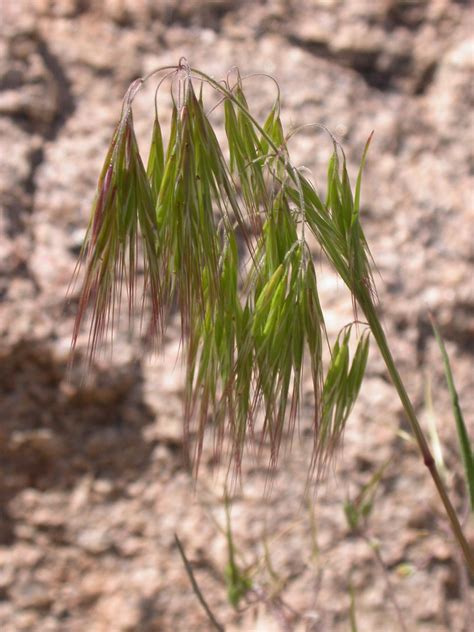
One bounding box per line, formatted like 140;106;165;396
0;340;157;544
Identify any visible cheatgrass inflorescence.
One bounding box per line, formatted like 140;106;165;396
70;60;373;477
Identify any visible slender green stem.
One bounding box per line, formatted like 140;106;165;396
430;315;474;511
349;579;359;632
363;300;474;574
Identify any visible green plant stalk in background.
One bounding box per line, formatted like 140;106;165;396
430;316;474;511
349;580;359;632
344;459;408;632
70;60;473;573
223;497;253;608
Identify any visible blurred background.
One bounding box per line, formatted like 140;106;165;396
0;1;473;630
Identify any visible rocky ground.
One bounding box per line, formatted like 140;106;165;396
0;1;473;630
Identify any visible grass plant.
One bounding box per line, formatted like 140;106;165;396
70;59;473;573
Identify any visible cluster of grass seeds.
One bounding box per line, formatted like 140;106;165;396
71;64;370;478
315;326;370;474
71;80;162;359
70;61;472;569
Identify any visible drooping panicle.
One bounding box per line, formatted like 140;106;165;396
71;64;372;481
71;101;162;358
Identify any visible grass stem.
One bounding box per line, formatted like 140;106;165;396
362;300;474;574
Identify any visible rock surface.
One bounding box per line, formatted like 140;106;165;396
0;1;473;630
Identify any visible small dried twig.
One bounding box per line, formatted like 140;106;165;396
174;533;225;632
